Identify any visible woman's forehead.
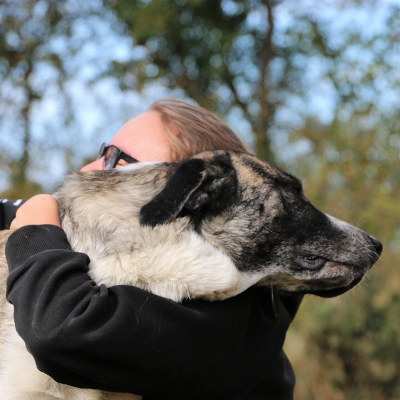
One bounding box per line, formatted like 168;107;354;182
110;111;172;161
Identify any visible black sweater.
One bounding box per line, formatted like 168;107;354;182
1;199;302;399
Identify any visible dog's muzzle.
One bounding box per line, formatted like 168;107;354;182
304;235;382;298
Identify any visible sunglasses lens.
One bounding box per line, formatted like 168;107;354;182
103;146;120;170
98;143;137;170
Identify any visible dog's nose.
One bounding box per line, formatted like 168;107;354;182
369;236;383;257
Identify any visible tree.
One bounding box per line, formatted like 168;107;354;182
105;1;399;165
106;0;284;161
0;0;108;197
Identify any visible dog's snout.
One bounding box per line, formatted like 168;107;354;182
368;235;383;257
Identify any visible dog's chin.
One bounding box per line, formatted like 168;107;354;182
299;275;363;298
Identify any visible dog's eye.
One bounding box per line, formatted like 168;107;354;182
295;255;326;270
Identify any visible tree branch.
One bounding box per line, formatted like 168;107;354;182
222;61;254;125
259;0;275;126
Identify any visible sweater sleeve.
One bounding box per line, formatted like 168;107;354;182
0;199;24;230
5;224;295;399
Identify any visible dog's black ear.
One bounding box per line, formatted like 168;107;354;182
140;155;237;227
140;159;207;226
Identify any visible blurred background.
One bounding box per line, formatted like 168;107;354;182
0;0;399;398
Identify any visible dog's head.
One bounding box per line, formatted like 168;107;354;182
140;150;382;297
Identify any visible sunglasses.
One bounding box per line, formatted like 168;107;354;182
97;142;139;170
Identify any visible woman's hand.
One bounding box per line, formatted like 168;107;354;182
10;194;61;230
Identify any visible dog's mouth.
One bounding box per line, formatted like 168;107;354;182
298;275;363;298
304;258;376;297
277;261;369;298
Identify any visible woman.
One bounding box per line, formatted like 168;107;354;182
3;99;302;399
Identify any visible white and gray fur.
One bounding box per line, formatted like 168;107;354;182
0;150;382;399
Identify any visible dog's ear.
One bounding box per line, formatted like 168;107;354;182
140;156;237;227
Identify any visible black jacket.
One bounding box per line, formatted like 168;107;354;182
1;199;302;399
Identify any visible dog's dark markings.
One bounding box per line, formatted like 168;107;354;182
140;154;239;228
188;153;238;218
140;159;207;227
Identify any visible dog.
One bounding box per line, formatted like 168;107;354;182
0;150;382;399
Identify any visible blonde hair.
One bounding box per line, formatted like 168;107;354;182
149;98;252;161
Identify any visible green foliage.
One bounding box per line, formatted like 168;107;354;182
287;116;400;399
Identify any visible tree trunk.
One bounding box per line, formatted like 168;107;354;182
254;0;275;163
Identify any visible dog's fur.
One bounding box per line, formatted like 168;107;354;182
0;151;382;399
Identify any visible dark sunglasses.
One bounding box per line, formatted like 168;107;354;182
97;142;139;170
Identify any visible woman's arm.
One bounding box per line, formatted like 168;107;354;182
6;224;294;398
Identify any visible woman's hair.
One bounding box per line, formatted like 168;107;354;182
149;98;253;161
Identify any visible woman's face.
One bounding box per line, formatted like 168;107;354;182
80;110;172;172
